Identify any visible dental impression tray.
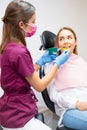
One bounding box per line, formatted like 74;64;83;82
48;47;58;55
61;48;69;51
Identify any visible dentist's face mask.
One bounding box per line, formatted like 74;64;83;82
25;24;37;37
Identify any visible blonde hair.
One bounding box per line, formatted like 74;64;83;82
55;27;78;55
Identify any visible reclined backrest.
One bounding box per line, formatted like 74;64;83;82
39;30;57;112
40;30;57;50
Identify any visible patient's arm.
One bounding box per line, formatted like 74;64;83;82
49;88;87;111
76;101;87;110
48;87;78;109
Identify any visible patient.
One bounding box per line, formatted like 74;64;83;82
45;27;87;130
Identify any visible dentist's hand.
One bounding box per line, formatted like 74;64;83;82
53;50;70;68
36;49;60;67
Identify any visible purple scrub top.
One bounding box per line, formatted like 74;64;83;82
0;42;38;128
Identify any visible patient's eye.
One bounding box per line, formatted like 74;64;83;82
67;35;72;40
59;37;64;41
59;35;73;42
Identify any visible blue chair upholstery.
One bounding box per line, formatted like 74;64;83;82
0;126;3;130
35;113;44;123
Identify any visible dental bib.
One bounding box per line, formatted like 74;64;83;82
54;54;87;91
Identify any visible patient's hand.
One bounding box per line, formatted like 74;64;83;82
76;101;87;110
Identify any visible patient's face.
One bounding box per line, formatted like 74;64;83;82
58;29;77;53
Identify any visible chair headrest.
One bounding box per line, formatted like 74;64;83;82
40;31;57;50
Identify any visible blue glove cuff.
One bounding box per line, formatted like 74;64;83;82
53;59;61;68
36;58;44;67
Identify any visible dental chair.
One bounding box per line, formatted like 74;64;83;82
39;31;73;130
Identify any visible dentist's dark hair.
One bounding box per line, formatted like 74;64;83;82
0;0;35;53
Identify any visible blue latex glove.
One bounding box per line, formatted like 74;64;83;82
50;48;60;59
53;50;70;68
36;49;60;67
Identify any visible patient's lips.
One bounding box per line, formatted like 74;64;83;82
61;47;69;51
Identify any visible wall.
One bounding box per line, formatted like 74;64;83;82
27;0;87;61
0;0;87;61
0;0;87;128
